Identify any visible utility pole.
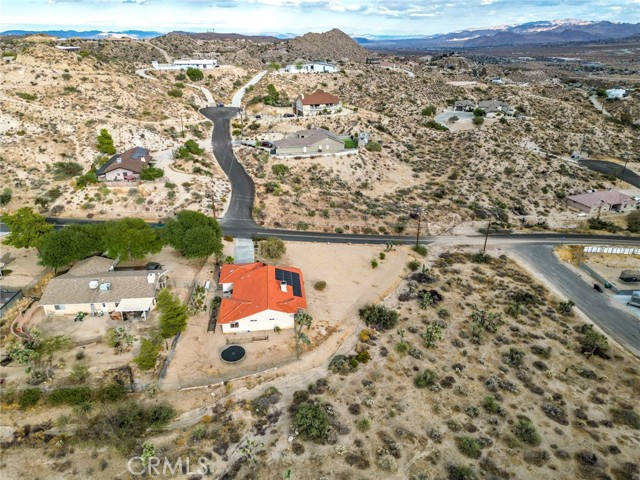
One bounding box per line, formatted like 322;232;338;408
179;112;184;138
482;218;492;253
620;157;629;180
597;200;604;219
415;211;421;248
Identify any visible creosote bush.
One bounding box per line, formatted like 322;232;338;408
414;369;438;388
513;417;542;446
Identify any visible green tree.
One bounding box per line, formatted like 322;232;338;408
1;207;53;249
271;163;290;180
259;237;286;260
162;210;223;258
103;218;163;260
186;67;204;81
134;337;161;370
596;87;607;98
358;304;398;331
268;62;282;71
421;105;437;116
38;224;105;271
156;289;188;338
627;210;640;233
96;128;116;155
421;322;443;348
472;115;484;126
0;188;12;205
139;166;165;181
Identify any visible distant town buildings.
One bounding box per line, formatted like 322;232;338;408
151;59;217;70
294;90;341;116
283;62;337;73
97;146;153;182
566;190;636;214
454;99;514;116
55;46;80;52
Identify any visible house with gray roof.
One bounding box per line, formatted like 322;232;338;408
97;146;153;182
39;256;167;319
566;190;636;214
273;128;347;156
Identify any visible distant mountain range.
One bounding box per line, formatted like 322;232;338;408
354;19;640;49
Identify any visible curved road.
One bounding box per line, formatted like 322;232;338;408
579;159;640;188
200;106;257;229
231;70;267;108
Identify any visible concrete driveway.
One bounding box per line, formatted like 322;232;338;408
231;70;267;108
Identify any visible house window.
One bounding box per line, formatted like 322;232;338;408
230;322;239;329
269;318;275;321
250;319;258;322
54;305;66;311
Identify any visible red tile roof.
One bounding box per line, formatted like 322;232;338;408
218;264;307;324
219;262;263;284
300;90;339;105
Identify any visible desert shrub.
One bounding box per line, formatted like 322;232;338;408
578;325;609;357
421;105;437;116
18;388;42;409
587;217;622;233
530;345;551;359
168;88;183;98
482;396;502;414
356;350;371;364
448;465;477;480
186;67;203;81
69;364;89;383
78;401;175;452
52;161;83;180
356;417;371;432
425;119;448;131
503;348;525;367
134;338;161;370
140;167;164;181
0;188;12;205
48;387;92;406
377;454;398;472
259;237;286;260
414;369;438;388
365;141;382;152
314;281;327;291
358;304;398;331
472;116;484;126
412;244;428;256
456;436;482;459
293;401;328;440
407;260;421;271
94;383;126;403
16;92;37;101
610;407;640;429
627;210;640;233
513;417;541;445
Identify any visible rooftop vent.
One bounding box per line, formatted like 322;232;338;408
116;157;122;164
89;280;99;290
280;281;288;293
99;282;111;291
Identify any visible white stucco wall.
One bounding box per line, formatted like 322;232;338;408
101;167;139;182
220;309;294;333
42;302;118;316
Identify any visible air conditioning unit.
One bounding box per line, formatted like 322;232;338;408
147;273;155;284
280;281;288;292
89;280;99;290
99;282;111;291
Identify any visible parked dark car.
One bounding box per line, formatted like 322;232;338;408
217;102;224;107
261;141;273;148
283;113;295;118
593;283;604;293
255;114;262;119
146;262;162;270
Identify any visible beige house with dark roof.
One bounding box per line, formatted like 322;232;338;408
294;90;341;116
39;256;167;319
273;128;347;156
97;146;153;182
566;190;636;214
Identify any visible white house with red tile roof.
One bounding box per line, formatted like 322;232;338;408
217;263;307;333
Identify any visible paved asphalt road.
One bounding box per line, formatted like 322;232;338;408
200;106;258;230
579;159;640;188
514;244;640;358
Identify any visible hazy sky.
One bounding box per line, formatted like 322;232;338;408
2;0;639;35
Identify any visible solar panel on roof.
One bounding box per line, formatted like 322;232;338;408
275;269;302;297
